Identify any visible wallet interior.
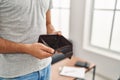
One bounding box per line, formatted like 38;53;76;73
38;35;73;58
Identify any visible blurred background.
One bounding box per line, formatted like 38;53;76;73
51;0;120;80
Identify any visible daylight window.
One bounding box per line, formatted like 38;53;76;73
84;0;120;59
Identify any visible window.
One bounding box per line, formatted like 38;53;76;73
51;0;70;38
84;0;120;60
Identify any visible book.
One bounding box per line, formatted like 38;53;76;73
60;66;85;79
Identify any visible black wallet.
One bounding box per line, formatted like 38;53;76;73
38;35;73;59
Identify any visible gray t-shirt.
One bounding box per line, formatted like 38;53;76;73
0;0;53;78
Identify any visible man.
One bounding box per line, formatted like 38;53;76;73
0;0;60;80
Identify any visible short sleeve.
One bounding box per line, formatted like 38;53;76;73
49;0;53;9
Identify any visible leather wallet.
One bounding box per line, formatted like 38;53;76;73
38;35;73;59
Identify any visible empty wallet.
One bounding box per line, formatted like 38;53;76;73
38;34;73;59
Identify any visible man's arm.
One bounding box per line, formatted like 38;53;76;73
0;38;26;53
46;10;61;34
0;38;54;59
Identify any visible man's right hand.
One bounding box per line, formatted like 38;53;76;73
0;38;54;59
24;43;54;59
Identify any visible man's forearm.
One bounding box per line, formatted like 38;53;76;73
46;24;56;34
0;38;54;59
0;38;27;54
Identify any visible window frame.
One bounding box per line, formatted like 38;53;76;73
83;0;120;60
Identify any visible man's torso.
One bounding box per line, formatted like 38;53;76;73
0;0;52;78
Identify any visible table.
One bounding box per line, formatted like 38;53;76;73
51;56;96;80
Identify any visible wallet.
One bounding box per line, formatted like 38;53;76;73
38;35;73;58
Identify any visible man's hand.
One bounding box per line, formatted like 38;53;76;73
24;43;54;59
49;31;62;35
0;38;54;59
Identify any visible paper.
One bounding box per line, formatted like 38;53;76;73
60;66;85;79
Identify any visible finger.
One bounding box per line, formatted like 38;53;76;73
39;43;55;54
40;50;53;58
57;31;62;35
35;50;53;59
55;31;62;35
51;31;62;35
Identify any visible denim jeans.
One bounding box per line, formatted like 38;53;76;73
0;64;51;80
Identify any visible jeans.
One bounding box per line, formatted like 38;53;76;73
0;64;51;80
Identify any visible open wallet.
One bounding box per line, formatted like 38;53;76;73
38;35;73;59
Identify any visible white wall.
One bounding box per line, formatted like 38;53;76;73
69;0;120;80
